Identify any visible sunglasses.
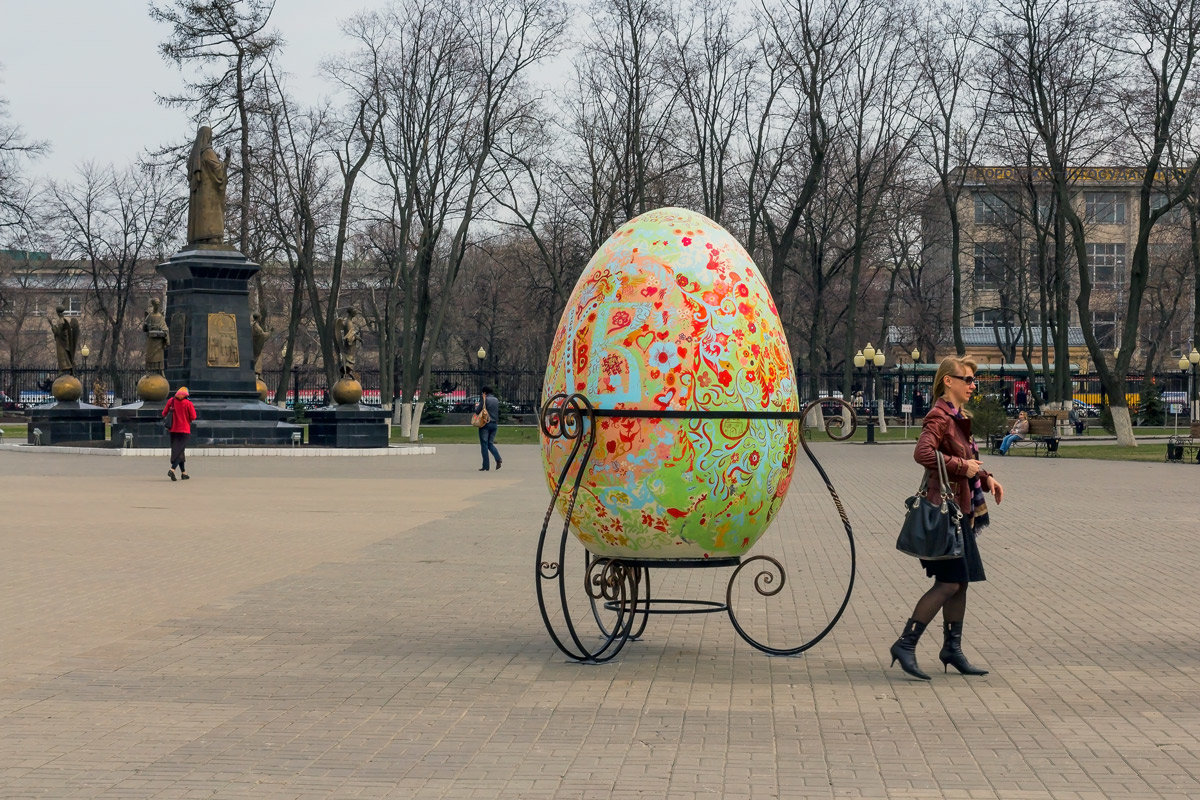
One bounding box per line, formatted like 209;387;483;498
946;374;977;385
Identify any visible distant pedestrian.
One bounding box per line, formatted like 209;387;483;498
475;387;502;471
163;386;197;481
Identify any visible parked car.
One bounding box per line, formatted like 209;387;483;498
1071;399;1099;417
0;391;26;412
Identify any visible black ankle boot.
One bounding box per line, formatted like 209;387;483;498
939;620;989;675
889;618;931;680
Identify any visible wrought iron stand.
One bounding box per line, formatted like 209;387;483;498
536;393;858;663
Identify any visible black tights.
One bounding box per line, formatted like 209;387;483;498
910;581;968;625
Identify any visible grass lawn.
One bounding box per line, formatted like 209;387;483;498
391;425;541;445
3;419;1190;463
1003;442;1181;463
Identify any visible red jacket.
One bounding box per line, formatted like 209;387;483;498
913;399;994;513
163;396;197;434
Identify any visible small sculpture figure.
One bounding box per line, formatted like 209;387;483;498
49;304;79;375
92;379;108;408
143;298;170;375
186;125;230;247
251;312;271;378
338;306;362;380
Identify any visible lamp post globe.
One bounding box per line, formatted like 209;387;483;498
853;350;865;368
1190;347;1200;365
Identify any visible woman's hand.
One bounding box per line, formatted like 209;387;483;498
987;475;1004;504
964;459;982;478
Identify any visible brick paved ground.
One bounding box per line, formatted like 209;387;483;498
1;441;1197;799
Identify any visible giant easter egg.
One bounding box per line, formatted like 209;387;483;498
541;207;798;561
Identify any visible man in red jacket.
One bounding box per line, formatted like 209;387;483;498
162;386;198;481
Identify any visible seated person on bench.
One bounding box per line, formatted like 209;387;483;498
999;411;1029;455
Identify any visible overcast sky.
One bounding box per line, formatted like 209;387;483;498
0;0;367;183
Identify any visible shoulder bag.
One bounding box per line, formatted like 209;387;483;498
161;399;175;432
896;451;965;560
471;407;490;428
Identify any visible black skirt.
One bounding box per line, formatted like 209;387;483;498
920;518;986;583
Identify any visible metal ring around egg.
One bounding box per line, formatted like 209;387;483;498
535;392;859;662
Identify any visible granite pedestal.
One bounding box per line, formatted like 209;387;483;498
308;404;390;448
147;246;300;446
109;401;170;448
27;401;107;445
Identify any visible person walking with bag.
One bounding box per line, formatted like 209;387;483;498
162;386;198;481
889;356;1005;680
474;387;502;471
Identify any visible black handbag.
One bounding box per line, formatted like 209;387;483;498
896;451;965;560
161;400;174;432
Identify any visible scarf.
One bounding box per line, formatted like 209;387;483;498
951;405;989;530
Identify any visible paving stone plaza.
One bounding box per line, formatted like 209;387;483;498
2;442;1197;798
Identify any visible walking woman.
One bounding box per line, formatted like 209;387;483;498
163;386;197;481
890;356;1005;680
475;387;502;471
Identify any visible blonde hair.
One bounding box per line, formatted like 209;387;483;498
932;356;978;400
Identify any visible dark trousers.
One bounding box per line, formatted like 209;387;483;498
170;432;189;470
478;423;500;468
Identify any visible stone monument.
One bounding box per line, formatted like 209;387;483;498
137;298;171;401
110;124;301;446
251;312;271;401
308;305;389;447
27;303;106;444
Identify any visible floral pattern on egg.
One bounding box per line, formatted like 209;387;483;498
541;207;798;560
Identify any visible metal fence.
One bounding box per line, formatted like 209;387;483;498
3;365;1192;420
0;366;548;415
799;368;1194;418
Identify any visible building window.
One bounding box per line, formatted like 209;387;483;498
63;297;83;316
974;192;1013;225
1085;191;1126;224
973;244;1006;290
1091;310;1118;348
973;308;1008;326
1150;192;1184;224
1086;243;1125;287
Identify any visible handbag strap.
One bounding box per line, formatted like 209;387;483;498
917;451;955;504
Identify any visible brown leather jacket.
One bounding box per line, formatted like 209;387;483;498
914;399;994;513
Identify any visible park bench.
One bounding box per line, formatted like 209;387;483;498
1027;415;1060;456
1166;421;1200;463
988;414;1059;456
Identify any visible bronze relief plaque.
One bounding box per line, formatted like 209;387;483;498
168;311;187;367
206;312;240;367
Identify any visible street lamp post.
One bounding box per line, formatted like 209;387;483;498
903;347;920;436
477;347;487;397
854;342;886;443
1181;346;1200;422
80;344;90;400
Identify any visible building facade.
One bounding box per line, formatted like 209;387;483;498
919;166;1196;371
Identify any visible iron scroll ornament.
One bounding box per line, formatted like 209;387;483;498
535;392;858;662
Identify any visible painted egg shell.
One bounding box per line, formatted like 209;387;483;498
541;207;798;561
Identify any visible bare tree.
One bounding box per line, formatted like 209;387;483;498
251;66;339;405
150;0;281;257
374;0;565;438
0;78;48;237
665;0;753;224
913;1;992;356
47;162;182;392
836;3;922;393
986;0;1129;435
